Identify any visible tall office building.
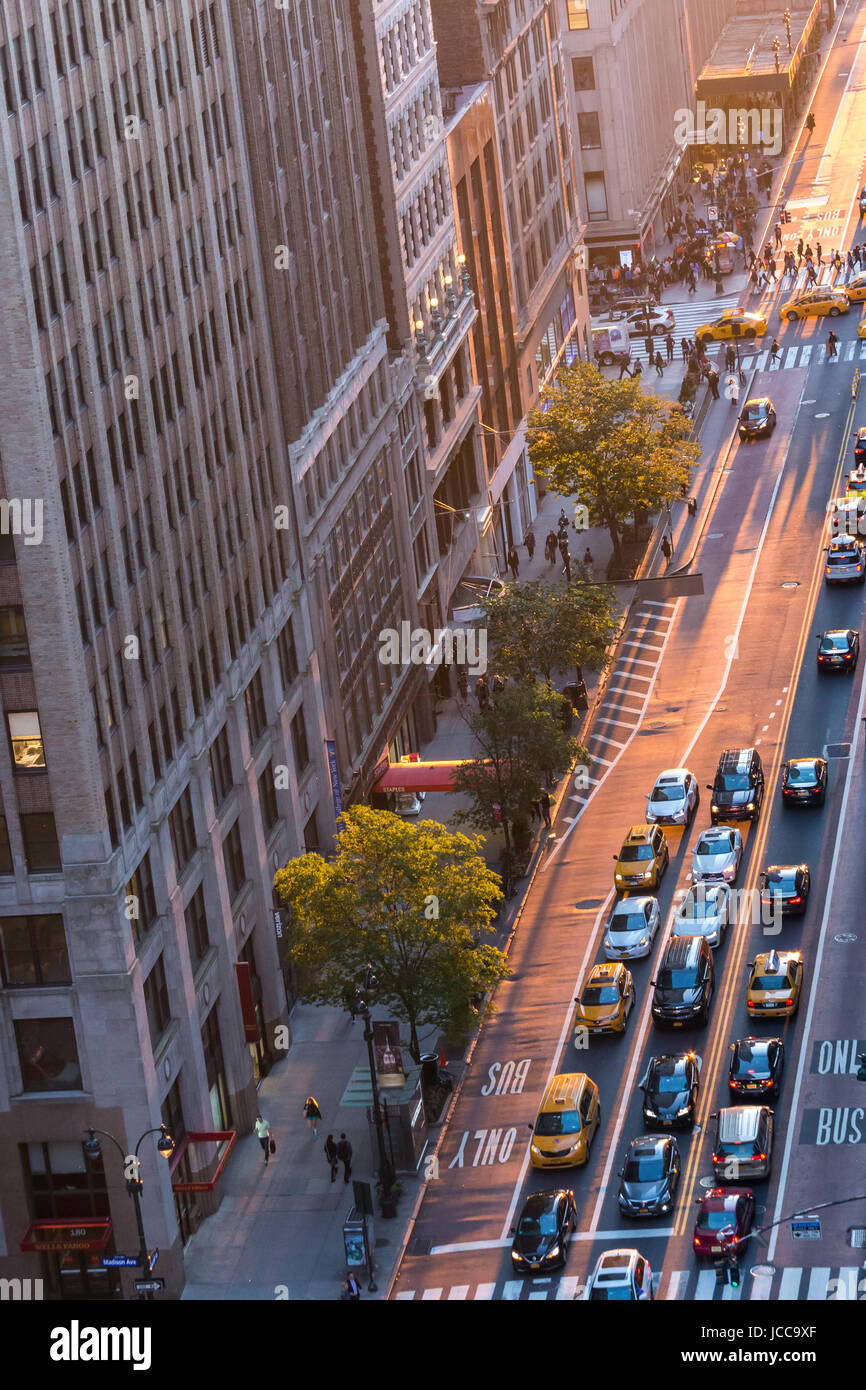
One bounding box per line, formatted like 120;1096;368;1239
559;0;737;269
0;0;412;1298
430;0;589;559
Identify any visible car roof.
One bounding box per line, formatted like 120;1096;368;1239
743;397;770;408
522;1189;565;1214
612;895;654;913
628;1135;668;1156
718;1107;763;1142
661;935;704;965
653;767;689;782
701;1189;750;1209
587;963;622;983
622;824;656;843
753;949;801;969
718;748;757;771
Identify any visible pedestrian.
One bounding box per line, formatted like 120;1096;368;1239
687;496;698;517
827;330;838;359
474;673;490;710
324;1133;339;1183
708;368;720;399
343;1273;361;1301
490;672;504;696
558;509;569;533
726;374;740;407
618;357;633;379
680;336;690;363
545;529;557;565
774;221;782;248
816;242;822;266
725;344;736;372
665;332;675;362
507;544;520;580
767;256;777;283
336;1132;353;1183
796;237;804;264
560;541;572;583
538;790;552;828
303;1096;322;1139
654;350;664;377
660;534;672;565
524;529;536;561
632;357;643;378
456;668;468;701
583;546;593;566
687;272;696;295
254;1113;272;1166
770;338;780;363
644;335;654;359
342;982;361;1021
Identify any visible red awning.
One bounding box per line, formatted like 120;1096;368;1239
373;760;466;793
170;1131;237;1193
21;1218;112;1253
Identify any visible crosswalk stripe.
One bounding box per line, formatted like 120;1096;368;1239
617;658;658;669
602;685;646;698
622;638;663;650
592;733;628;749
807;1267;831;1300
640;599;676;608
695;1269;718;1300
778;1267;802;1299
750;1268;773;1300
722;1279;743;1301
528;1289;548;1300
816;345;826;363
501;1280;523;1300
474;1283;496;1300
592;754;613;767
666;1269;689;1300
783;346;798;367
832;1267;862;1300
597;710;640;724
395;1290;415;1300
845;339;857;360
421;1287;443;1300
614;673;653;683
447;1285;469;1300
800;343;813;365
556;1276;580;1300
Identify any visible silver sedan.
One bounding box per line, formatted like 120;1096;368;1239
645;768;699;826
671;884;731;947
603;896;661;960
690;826;743;884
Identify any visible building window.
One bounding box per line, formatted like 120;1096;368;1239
126;852;157;945
566;0;590;29
169;787;196;874
8;710;45;769
143;953;171;1047
290;709;309;773
21;813;60;872
572;56;595;90
584;171;608;220
244;668;267;746
258;763;278;836
0;607;31;669
0;815;12;873
0;914;71;987
201;1005;230;1128
223;819;246;900
209;725;233;808
15;1017;82;1092
277;618;299;690
184;884;209;968
578;112;601;149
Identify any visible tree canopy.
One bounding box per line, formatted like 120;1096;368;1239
274;806;507;1059
481;579;618;685
526;361;700;563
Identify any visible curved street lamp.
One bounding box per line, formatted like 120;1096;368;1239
84;1125;174;1300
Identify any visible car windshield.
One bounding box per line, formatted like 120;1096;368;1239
611;913;645;934
719;774;750;790
697;836;729;855
715;1139;753;1156
651;785;681;802
680;893;717;919
651;1062;687;1093
822;634;850;649
518;1211;557;1237
787;763;817;782
698;1210;738;1231
828;553;858;565
620;844;654;862
732;1047;768;1076
752;973;791;991
535;1110;582;1137
624;1154;665;1181
582;985;619;1006
589;1287;633;1301
741;405;764;420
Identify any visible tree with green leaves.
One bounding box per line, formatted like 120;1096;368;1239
274;807;507;1060
481;579;618;685
526;360;700;566
451;681;583;850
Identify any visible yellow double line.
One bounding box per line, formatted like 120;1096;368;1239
673;391;859;1234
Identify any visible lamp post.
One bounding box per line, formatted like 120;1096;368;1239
773;35;781;72
457;251;472;295
429;295;443;337
356;999;396;1217
784;8;792;53
84;1124;174;1300
414;316;429;363
443;272;457;314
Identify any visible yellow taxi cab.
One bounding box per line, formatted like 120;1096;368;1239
845;466;866;498
844;272;866;302
528;1073;601;1169
613;824;670;892
779;286;849;321
857;316;866;339
746;948;803;1019
695;309;768;346
573;962;635;1036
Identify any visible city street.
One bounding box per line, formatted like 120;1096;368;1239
390;4;866;1304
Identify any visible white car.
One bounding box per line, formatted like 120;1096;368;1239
671;884;731;947
581;1248;654;1301
616;305;676;338
603;896;661;960
646;768;699;826
691;827;743;884
393;791;426;816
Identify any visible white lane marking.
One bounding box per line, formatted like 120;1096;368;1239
621;638;664;650
695;1269;718;1299
528;1290;548;1300
722;1279;743;1301
778;1267;802;1299
783;346;798;368
591;733;628;749
613;672;653;682
844;339;856;360
556;1277;580;1300
616;658;658;669
431;1238;510;1255
800;344;813;366
395;1290;415;1300
501;1281;523;1301
640;600;676;608
447;1285;469;1300
750;1269;773;1300
592;754;613;767
597;713;641;727
474;1283;496;1300
767;632;866;1263
666;1270;689;1300
421;1288;443;1300
834;1268;861;1300
806;1268;831;1301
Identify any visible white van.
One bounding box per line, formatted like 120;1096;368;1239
591;322;632;368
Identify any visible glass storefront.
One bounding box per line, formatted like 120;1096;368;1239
22;1140;120;1300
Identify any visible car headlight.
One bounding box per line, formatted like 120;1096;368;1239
677;1106;691;1116
546;1245;561;1262
639;937;649;946
511;1250;522;1262
746;802;755;811
642;869;654;879
723;865;736;880
661;1203;671;1213
711;804;719;813
530;1143;542;1156
644;1107;657;1118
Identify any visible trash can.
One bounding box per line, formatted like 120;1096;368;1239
420;1054;439;1089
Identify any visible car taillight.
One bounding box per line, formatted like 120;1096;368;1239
788;896;801;904
784;998;793;1006
693;1236;701;1246
812;787;822;795
754;1153;766;1162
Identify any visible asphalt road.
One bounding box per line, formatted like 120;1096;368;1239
390;3;866;1304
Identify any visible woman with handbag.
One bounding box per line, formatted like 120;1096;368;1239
254;1114;272;1166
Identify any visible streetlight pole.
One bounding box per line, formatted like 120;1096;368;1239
357;1001;395;1214
84;1125;174;1300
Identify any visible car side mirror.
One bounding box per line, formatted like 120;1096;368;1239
649;979;657;988
705;784;713;791
612;854;618;861
527;1123;534;1132
509;1226;516;1235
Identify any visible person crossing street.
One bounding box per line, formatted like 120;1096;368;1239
827;330;839;360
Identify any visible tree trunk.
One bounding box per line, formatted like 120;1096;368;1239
607;519;622;564
408;1018;421;1063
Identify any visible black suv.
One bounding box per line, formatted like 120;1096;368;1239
708;748;764;824
650;937;714;1028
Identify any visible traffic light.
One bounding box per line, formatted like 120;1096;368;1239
781;209;791;224
727;1254;741;1289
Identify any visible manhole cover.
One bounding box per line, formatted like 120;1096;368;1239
815;412;830;419
707;532;725;539
825;743;850;758
576;898;605;909
751;1265;776;1278
847;1228;866;1249
699;1175;717;1189
409;1236;432;1256
834;932;858;943
781;581;799;589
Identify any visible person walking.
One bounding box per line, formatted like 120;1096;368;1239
770;337;781;364
726;374;740;408
827;330;839;360
618;356;633;379
654;350;664;377
816;242;822;266
680;336;690;363
643;334;654;360
524;529;536;561
336;1133;353;1183
303;1096;322;1139
507;544;520;580
474;673;490;710
632;357;643;379
725;344;736;372
324;1134;339;1183
343;1273;361;1301
796;237;804;265
767;255;777;283
545;529;558;565
254;1114;272;1166
456;668;468;701
583;546;593;567
660;534;672;566
774;220;783;249
538;790;552;828
665;332;675;363
708;368;720;399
